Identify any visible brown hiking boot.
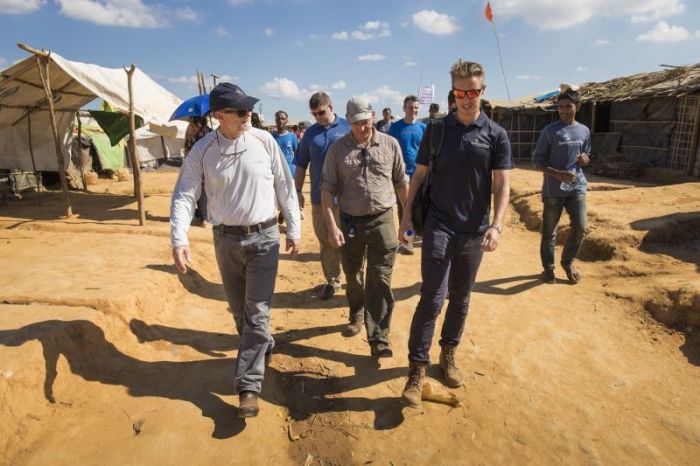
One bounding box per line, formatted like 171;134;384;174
439;344;464;388
238;391;259;418
402;361;427;408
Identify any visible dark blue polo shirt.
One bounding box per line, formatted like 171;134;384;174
416;112;513;234
294;115;351;205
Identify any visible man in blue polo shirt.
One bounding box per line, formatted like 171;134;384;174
294;92;351;300
533;89;590;285
399;59;512;407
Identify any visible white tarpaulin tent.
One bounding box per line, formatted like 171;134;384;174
0;50;184;172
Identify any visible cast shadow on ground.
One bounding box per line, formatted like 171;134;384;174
0;320;406;439
680;332;700;367
2;191;169;224
630;212;700;271
473;274;544;295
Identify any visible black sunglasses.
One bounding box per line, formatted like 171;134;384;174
221;108;252;117
360;148;368;169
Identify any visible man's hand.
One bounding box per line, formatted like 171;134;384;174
172;245;191;274
398;217;414;245
578;152;590;166
328;225;345;248
297;191;305;210
481;228;500;252
286;238;301;256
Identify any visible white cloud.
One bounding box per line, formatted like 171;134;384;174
404;61;418;67
358;54;386;62
576;66;589;72
0;0;45;14
56;0;165;28
264;27;274;37
362;85;404;106
169;74;236;90
228;0;251;5
412;10;460;35
331;80;346;90
352;30;373;40
636;21;696;42
498;0;686;30
333;20;391;41
630;2;685;23
0;57;6;66
308;33;320;40
515;74;541;80
215;27;230;37
295;40;303;47
593;38;611;46
174;6;199;23
259;77;310;102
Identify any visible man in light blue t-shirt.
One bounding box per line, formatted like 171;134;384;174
388;95;426;254
533;89;591;285
272;110;298;176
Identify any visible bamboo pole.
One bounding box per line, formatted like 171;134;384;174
33;51;73;218
26;112;41;192
76;111;87;192
125;64;145;225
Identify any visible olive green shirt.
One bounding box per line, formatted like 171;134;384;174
320;130;409;216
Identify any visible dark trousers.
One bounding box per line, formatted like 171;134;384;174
339;208;398;344
408;214;484;363
540;194;587;270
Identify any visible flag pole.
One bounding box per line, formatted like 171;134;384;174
486;2;511;100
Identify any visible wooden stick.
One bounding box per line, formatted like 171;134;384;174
125;64;145;225
26;112;41;192
76;111;87;192
35;53;72;218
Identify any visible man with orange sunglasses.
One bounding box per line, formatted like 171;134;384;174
399;60;513;407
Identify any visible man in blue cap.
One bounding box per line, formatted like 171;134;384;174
171;83;301;418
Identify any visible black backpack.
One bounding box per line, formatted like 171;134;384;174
410;118;444;235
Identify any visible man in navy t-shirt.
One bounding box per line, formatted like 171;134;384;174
532;89;591;284
294;92;351;300
399;59;513;408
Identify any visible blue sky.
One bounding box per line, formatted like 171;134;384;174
1;0;699;122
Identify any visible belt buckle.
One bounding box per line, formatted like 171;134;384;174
242;225;253;235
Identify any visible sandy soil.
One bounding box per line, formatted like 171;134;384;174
1;167;699;465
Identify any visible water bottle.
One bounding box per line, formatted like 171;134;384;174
403;229;415;243
560;169;576;191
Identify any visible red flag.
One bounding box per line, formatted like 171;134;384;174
485;2;494;22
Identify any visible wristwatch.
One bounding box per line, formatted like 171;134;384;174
488;224;502;234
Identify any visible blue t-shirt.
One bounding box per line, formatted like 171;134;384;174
294;115;350;205
272;131;298;176
532;120;591;198
417;112;513;234
388;119;426;177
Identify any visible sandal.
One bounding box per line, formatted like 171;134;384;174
562;264;581;284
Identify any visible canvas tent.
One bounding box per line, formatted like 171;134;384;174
487;63;700;177
0;50;185;181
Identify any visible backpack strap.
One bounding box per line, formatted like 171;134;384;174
424;117;445;190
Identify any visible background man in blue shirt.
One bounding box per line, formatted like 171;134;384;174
294;92;351;300
532;89;591;284
388;95;426;255
272;110;298;177
399;60;512;407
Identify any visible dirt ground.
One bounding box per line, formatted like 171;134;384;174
1;166;699;465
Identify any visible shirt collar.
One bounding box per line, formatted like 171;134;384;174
446;110;488;129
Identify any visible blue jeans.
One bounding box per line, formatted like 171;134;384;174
540;194;587;270
408;214;484;363
213;224;279;394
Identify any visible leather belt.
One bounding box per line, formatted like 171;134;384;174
213;217;277;236
339;207;390;223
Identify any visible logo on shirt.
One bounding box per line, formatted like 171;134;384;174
469;140;490;150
